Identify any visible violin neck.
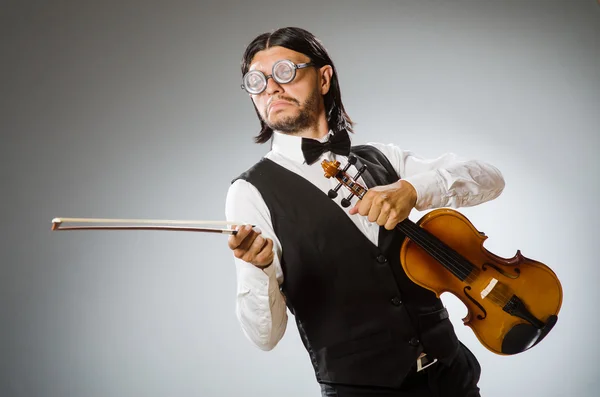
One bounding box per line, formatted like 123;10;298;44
395;218;475;281
328;161;476;281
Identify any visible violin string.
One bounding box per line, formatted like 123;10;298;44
392;214;472;272
393;220;465;272
482;281;512;308
407;221;479;278
332;166;470;279
396;222;518;307
340;167;506;296
489;282;512;306
397;228;472;282
488;292;508;308
389;213;472;280
485;278;512;303
395;221;474;281
395;225;469;279
399;217;516;307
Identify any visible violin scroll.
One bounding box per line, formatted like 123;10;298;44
322;156;368;207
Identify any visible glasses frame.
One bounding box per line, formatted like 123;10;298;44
241;59;315;95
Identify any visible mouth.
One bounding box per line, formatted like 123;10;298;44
268;100;292;113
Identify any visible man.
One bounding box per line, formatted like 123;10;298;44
225;27;505;397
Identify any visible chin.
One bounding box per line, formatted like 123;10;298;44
269;111;295;124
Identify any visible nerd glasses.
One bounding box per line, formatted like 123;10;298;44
241;59;315;95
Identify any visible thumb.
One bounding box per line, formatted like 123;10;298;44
348;202;359;215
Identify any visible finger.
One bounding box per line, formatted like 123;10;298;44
254;238;274;267
234;227;260;255
237;228;261;253
250;233;267;254
385;206;408;230
349;201;361;215
384;215;400;231
243;234;268;263
352;191;373;216
357;195;370;216
368;199;384;223
233;231;261;260
227;225;243;250
228;224;253;250
376;203;391;226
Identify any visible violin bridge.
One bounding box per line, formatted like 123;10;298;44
480;278;498;299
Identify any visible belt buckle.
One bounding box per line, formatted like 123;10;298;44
416;353;437;372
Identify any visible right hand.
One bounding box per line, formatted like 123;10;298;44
228;224;274;269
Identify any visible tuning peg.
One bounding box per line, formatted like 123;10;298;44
325;156;362;206
340;192;355;208
328;160;354;199
328;183;343;198
354;164;367;179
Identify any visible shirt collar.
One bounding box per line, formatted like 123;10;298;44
271;130;336;164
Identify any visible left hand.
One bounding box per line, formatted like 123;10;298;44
348;180;418;230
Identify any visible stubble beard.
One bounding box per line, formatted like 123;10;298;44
264;88;321;135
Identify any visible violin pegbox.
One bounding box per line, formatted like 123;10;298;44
321;155;368;208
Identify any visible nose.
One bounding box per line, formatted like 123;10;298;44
264;76;283;95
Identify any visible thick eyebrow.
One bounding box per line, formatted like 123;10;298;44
248;58;309;72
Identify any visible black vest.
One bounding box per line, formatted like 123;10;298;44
234;145;459;388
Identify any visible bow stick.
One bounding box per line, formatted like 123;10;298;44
51;217;251;235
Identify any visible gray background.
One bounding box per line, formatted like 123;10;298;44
2;0;599;396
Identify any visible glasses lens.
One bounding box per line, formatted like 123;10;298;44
273;60;295;84
243;71;266;94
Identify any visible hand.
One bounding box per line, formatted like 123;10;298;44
228;224;274;269
348;180;417;230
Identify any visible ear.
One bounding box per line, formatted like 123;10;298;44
319;65;333;96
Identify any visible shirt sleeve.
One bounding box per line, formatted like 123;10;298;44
225;178;288;351
367;142;506;210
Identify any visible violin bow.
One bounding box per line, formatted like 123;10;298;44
51;217;249;235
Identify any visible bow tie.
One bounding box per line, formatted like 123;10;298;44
301;129;351;165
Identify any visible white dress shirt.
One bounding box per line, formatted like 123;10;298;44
225;131;505;351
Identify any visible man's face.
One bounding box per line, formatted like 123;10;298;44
247;46;324;134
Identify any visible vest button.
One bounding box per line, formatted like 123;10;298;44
409;337;420;347
376;254;388;263
391;297;402;306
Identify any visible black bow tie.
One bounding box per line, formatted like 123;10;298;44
301;130;351;165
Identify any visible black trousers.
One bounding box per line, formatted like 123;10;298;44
320;343;481;397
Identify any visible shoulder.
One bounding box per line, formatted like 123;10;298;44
351;142;404;164
227;177;259;198
227;157;271;205
231;158;272;185
352;143;386;157
226;176;270;222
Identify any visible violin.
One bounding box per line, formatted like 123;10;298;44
322;157;563;356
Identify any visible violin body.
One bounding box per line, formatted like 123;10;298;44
401;208;563;355
321;158;563;356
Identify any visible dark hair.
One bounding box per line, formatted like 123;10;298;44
241;27;354;144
